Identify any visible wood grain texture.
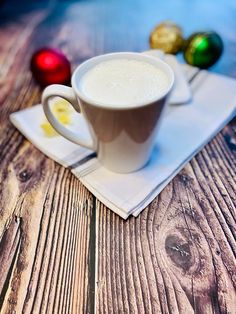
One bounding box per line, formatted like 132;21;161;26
96;120;236;314
0;7;96;314
0;1;236;313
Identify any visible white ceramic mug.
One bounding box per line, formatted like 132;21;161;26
42;52;174;173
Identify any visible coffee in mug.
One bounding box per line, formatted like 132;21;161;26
42;52;174;173
79;59;169;107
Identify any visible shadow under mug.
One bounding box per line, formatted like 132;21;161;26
42;52;174;173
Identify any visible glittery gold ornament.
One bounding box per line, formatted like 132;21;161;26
149;21;184;54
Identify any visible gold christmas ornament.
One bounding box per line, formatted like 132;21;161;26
149;21;184;54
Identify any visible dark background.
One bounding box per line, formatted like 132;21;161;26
1;0;236;77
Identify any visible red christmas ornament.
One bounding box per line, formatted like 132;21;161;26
30;47;71;87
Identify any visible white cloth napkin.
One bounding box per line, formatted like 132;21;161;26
142;50;192;104
10;59;236;219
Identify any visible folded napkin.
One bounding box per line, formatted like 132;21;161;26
142;50;192;104
10;58;236;219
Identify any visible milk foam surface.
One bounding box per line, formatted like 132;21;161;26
79;59;169;107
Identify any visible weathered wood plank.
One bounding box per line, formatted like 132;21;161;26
0;8;96;314
96;120;236;314
0;141;96;313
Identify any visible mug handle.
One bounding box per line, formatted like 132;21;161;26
42;84;95;150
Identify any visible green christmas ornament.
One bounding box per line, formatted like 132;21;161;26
183;31;223;69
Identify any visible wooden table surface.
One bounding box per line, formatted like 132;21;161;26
0;1;236;313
